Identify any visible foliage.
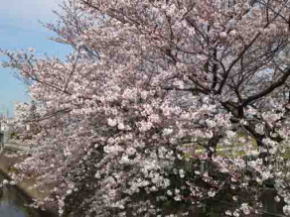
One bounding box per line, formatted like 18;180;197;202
4;0;290;216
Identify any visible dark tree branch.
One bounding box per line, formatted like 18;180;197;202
242;67;290;106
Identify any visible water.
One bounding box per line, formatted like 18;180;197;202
0;172;55;217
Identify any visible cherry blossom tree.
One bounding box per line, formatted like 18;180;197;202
4;0;290;216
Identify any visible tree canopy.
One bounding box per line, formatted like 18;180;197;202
5;0;290;216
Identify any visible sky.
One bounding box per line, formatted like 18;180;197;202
0;0;71;115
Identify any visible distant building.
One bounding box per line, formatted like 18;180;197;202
0;114;12;146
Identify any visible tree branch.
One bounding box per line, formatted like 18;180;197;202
242;67;290;106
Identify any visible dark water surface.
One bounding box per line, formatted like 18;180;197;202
0;173;55;217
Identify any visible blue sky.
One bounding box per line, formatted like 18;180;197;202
0;0;71;115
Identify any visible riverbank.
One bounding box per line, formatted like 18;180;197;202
0;153;57;216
